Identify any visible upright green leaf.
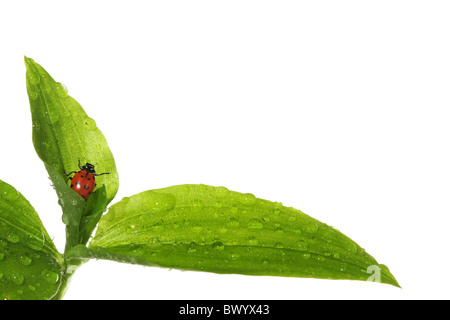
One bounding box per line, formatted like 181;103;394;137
70;184;399;287
79;185;107;246
0;180;64;300
24;57;118;206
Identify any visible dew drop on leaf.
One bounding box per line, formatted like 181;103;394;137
215;186;229;198
26;233;44;251
41;270;59;284
1;184;19;202
248;219;263;229
18;255;32;266
84;117;97;130
28;89;38;100
211;241;224;250
10;273;25;285
247;237;259;246
239;193;256;206
298;240;308;251
187;242;198;253
302;253;311;260
6;233;19;243
26;70;40;85
55;82;68;98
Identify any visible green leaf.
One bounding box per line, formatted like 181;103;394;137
70;184;399;287
46;165;85;254
24;56;118;206
79;185;107;246
0;179;65;300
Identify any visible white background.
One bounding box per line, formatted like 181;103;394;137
1;1;449;300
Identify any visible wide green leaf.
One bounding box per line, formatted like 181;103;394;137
24;57;118;206
0;179;65;300
70;184;399;287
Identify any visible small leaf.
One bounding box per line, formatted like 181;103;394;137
72;184;399;287
24;57;118;205
79;185;107;245
0;179;64;300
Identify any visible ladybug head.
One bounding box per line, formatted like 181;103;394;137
80;162;96;174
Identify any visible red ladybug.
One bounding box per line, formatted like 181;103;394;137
65;161;109;200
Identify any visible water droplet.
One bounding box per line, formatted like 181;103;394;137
262;259;269;265
239;193;256;206
230;253;240;260
212;241;224;250
298;240;308;251
11;273;24;285
27;285;36;292
303;222;319;234
274;242;284;249
302;253;311;260
317;256;326;262
247;237;259;246
84;117;97;130
340;262;348;272
147;192;176;214
55;82;68;98
191;199;204;212
2;184;19;202
347;243;358;254
41;270;59;284
128;244;144;255
28;89;38;100
215;186;229;198
26;233;44;251
248;219;263;229
332;253;340;259
125;224;136;234
274;201;283;208
227;218;240;228
18;255;32;266
26;70;40;85
6;233;19;243
187;242;198;253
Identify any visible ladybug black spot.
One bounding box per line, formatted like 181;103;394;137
84;185;90;190
81;175;84;178
70;184;73;188
88;191;92;195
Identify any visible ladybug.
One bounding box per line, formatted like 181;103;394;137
64;160;109;200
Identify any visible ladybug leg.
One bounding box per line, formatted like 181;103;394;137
63;169;77;184
63;170;77;176
93;172;110;177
